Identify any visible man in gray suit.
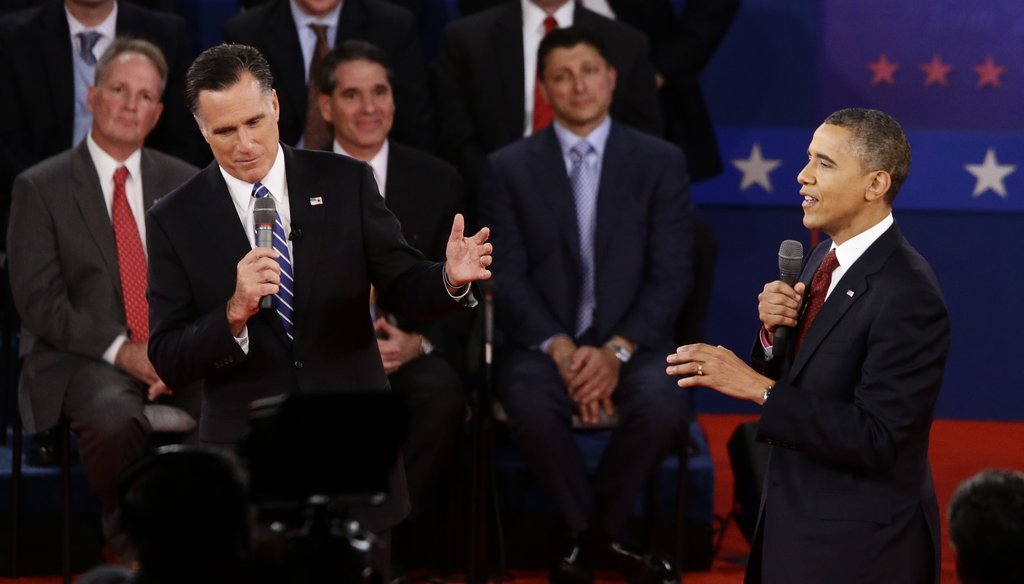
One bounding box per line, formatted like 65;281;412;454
6;37;197;546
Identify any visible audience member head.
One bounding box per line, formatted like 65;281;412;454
87;38;168;161
117;446;252;582
316;40;395;160
536;27;616;138
797;108;910;244
293;0;342;18
185;43;280;183
948;468;1024;584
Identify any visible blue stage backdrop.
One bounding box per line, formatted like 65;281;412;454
691;0;1024;421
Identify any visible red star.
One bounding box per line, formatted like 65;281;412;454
973;56;1006;88
867;53;900;86
920;55;952;87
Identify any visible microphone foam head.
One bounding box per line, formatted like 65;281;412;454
778;239;804;276
253;196;276;226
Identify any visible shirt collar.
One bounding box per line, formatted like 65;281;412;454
522;0;574;32
220;143;287;209
333;139;389;196
290;0;342;29
66;2;117;39
86;131;142;187
552;116;612;160
832;213;894;269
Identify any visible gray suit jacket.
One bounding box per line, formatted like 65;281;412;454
7;140;197;432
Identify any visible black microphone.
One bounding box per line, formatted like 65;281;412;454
772;239;804;354
253;197;277;310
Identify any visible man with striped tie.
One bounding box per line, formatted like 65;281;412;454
146;43;492;536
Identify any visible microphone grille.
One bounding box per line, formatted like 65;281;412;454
253;196;277;225
778;239;804;275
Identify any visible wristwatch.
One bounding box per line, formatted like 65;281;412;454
604;340;633;363
762;383;775;404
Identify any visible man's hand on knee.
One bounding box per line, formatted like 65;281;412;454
115;341;159;385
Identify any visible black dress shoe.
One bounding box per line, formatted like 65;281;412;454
605;541;679;584
550;536;593;584
24;427;63;467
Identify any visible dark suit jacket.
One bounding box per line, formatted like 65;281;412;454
436;2;662;193
749;224;948;583
6;141;197;433
223;0;433;151
384;141;468;365
147;146;469;532
609;0;739;182
479;121;691;353
0;0;204;230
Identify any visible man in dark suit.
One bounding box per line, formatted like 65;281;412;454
0;0;203;222
316;40;468;524
223;0;432;151
668;108;950;583
479;28;691;584
6;38;197;546
436;0;662;207
146;43;491;533
457;0;739;183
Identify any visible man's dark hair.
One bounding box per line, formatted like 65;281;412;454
316;40;394;95
95;37;169;97
184;43;274;115
117;446;251;581
823;108;911;204
536;26;610;79
948;468;1024;584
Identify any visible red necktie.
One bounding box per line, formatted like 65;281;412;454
303;23;332;148
793;249;839;355
112;167;149;342
531;16;558;132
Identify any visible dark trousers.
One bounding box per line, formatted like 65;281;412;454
497;345;691;539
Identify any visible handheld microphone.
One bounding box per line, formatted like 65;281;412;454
254;197;277;310
772;239;804;354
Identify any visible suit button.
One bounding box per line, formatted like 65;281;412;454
294;360;303;369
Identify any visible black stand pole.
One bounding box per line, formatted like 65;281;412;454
468;284;497;584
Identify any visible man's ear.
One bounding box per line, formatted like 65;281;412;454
318;93;333;124
865;170;892;202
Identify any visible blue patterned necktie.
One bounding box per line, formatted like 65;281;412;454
252;183;295;340
77;31;102;66
569;141;598;337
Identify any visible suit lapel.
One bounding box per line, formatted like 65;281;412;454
40;3;74;147
789;224;903;378
594;123;632;262
336;0;366;40
529;130;581;268
283;146;328;340
70;142;121;295
491;4;527;133
139;149;167;211
383;145;418;243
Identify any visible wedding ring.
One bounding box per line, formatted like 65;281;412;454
697;363;704;376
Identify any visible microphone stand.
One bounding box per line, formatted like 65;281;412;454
468;283;501;584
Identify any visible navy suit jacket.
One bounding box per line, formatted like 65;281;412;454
750;223;949;583
223;0;432;151
479;122;692;353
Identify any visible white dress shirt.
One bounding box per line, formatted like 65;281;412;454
333;139;390;197
521;0;575;137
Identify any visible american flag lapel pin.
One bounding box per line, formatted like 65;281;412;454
309;196;324;206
